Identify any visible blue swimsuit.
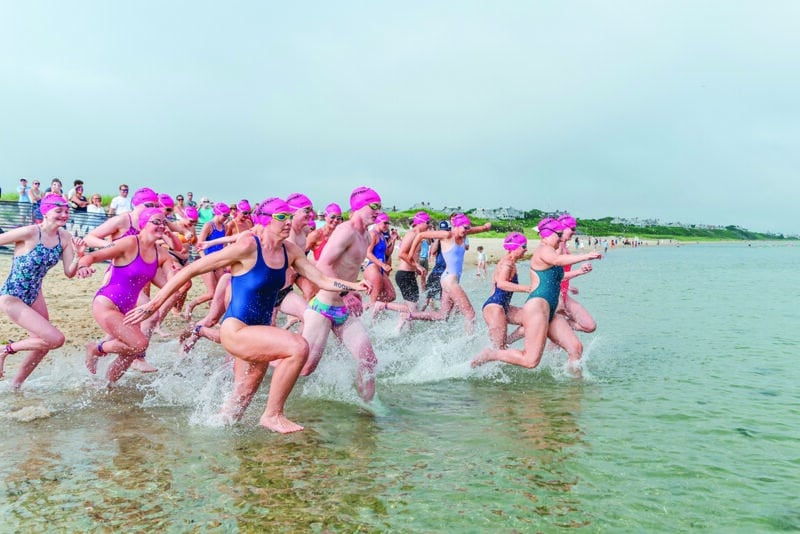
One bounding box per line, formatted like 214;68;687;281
1;227;62;306
482;273;518;312
526;266;565;321
441;241;466;281
222;238;288;326
204;222;227;255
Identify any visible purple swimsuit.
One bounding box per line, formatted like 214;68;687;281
94;237;158;313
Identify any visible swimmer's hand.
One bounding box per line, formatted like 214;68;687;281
75;265;95;279
124;304;156;325
342;292;364;317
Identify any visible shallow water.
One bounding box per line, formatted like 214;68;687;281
2;242;799;532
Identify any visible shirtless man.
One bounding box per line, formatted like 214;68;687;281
393;211;432;313
300;186;382;401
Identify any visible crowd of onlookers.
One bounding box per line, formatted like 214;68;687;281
9;177;217;225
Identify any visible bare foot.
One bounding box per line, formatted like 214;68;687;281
259;413;304;433
470;348;493;368
129;358;158;373
178;323;195;344
182;325;202;353
85;342;102;374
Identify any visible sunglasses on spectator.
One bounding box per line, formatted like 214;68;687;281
176;197;184;201
120;188;129;192
33;182;40;185
271;213;293;221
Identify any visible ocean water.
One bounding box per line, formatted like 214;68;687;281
1;242;798;532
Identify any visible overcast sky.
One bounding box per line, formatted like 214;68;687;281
2;1;798;234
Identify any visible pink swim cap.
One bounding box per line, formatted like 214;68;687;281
184;206;199;221
253;197;292;226
40;193;69;215
558;213;577;229
349;186;381;211
212;202;231;216
412;211;430;226
139;207;165;230
503;232;528;251
374;212;389;224
537;218;565;238
158;193;174;209
286;192;313;210
237;199;252;212
132;187;159;207
324;202;342;216
451;213;471;228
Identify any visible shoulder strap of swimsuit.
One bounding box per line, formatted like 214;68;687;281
281;242;288;268
37;225;42;243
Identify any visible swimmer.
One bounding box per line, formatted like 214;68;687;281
472;218;601;371
300;186;382;402
78;208;174;384
556;213;597;333
481;232;530;349
404;213;492;334
126;197;367;433
0;194;85;389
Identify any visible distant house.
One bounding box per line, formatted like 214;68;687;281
472;207;525;220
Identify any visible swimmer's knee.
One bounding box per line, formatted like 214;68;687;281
45;331;66;349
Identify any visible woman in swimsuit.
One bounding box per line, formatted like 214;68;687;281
125;197;366;434
184;202;230;319
363;212;401;312
556;213;597;333
404;213;492;334
78;208;174;383
0;194;85;388
471;218;601;371
82;187;166;373
481;232;530;349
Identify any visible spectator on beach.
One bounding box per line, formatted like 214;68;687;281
476;245;487;279
186;191;197;207
45;178;66;200
66;179;84;201
173;194;188;220
69;184;88;212
108;184;133;215
87;194;107;218
197;197;213;224
29;179;44;222
17;178;31;203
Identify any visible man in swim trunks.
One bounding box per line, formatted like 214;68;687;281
395;211;432;311
301;186;382;402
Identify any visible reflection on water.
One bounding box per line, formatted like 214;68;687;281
5;244;797;530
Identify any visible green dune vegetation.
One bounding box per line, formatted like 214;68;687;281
385;209;796;241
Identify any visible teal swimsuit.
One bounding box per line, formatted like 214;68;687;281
526;266;564;321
